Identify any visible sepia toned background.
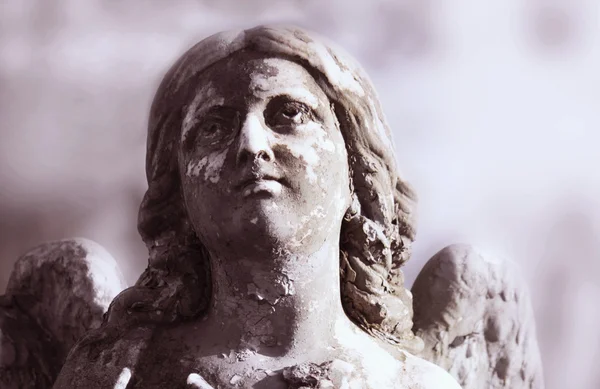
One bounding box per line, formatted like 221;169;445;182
1;0;599;387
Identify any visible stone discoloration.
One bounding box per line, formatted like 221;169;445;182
181;84;222;144
187;373;215;389
131;26;419;353
51;24;446;389
47;24;539;389
247;271;295;305
203;148;228;183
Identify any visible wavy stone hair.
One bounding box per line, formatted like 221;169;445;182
105;25;420;352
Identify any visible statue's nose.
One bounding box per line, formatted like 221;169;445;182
236;114;274;165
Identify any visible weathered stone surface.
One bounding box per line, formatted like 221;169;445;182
412;244;544;388
5;24;542;389
0;238;126;388
53;25;461;389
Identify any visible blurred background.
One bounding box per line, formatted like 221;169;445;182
1;0;599;386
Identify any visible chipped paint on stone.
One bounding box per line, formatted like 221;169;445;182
285;138;319;164
181;84;223;143
203;149;228;183
309;42;365;97
249;71;271;93
278;121;339;185
247;271;295;305
229;374;243;385
252;58;322;109
187;373;215;389
186;156;209;178
48;25;474;389
113;367;132;389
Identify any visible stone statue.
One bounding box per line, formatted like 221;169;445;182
1;25;543;389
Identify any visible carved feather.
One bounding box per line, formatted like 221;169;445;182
0;238;127;388
411;244;544;389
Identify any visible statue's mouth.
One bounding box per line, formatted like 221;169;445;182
240;179;283;197
235;173;286;197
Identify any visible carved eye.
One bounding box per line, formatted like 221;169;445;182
184;108;240;152
280;104;304;122
267;100;312;128
201;109;239;139
201;121;224;136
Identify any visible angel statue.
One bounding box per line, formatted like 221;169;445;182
0;25;544;389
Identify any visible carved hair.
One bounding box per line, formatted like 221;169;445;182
105;25;420;352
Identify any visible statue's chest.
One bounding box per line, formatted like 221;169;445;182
126;350;387;389
96;327;400;389
121;342;288;389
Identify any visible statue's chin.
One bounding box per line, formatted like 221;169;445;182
208;217;324;260
195;195;338;258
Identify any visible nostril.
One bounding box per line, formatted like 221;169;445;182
256;150;271;162
237;149;273;167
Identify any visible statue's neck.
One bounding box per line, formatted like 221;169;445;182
205;239;346;358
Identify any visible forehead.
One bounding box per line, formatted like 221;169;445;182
197;52;325;102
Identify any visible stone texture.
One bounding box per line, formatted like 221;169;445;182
412;244;544;388
4;24;542;389
0;238;126;388
53;24;461;389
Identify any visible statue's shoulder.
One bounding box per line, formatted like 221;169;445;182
53;323;155;389
395;351;462;389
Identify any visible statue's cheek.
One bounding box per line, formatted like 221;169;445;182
276;127;345;188
274;139;321;185
185;156;209;178
184;147;230;185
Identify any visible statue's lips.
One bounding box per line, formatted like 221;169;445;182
235;175;285;197
240;179;283;197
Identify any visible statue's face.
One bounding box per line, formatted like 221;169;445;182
178;51;351;258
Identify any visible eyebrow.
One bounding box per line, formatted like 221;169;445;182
181;104;236;148
192;98;226;118
197;104;229;117
181;92;224;142
269;88;321;109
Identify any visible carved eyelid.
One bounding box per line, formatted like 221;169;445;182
201;105;238;119
182;106;239;151
197;107;241;133
268;94;312;109
265;96;315;124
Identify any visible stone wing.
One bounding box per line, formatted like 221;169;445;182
0;238;127;388
410;244;544;389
